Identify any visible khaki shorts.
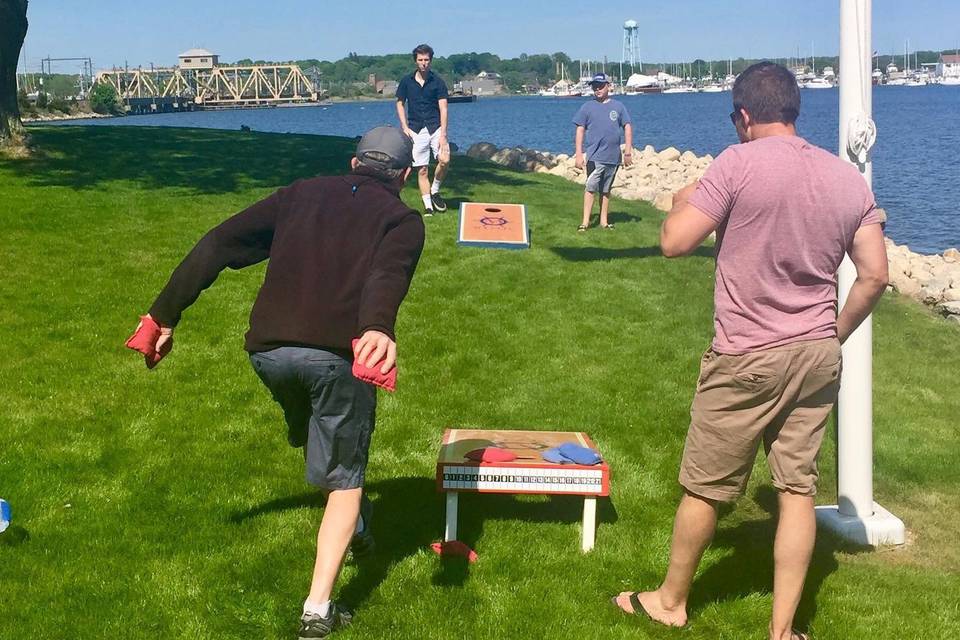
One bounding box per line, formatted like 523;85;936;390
678;337;841;502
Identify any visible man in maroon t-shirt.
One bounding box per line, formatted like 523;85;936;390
613;63;888;640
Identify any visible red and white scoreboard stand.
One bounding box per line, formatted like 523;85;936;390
436;428;610;552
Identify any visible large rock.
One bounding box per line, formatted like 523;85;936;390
912;269;936;287
920;279;950;305
658;147;681;162
943;248;960;263
466;142;498;160
654;191;673;212
889;272;922;298
935;300;960;316
929;260;955;280
680;150;699;164
888;255;910;277
490;147;522;169
636;186;658;202
942;287;960;302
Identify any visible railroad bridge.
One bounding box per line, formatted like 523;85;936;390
94;49;322;113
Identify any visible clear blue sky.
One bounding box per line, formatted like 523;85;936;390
18;0;960;74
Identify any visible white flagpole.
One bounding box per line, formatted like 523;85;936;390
815;0;905;546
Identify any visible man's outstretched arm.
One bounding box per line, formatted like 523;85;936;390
132;189;286;368
149;190;283;327
660;182;719;257
837;222;889;343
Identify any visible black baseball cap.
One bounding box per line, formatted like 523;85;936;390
590;73;611;87
356;126;413;171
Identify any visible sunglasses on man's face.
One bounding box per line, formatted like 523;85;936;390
729;105;743;125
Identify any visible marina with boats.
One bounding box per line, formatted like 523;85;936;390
534;22;960;96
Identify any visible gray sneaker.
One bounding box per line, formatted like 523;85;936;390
298;602;353;639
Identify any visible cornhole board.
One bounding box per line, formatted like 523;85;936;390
436;428;610;552
457;202;530;249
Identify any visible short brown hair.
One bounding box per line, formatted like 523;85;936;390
412;44;434;59
732;62;801;125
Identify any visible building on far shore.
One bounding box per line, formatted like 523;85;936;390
368;74;398;96
459;71;503;95
936;53;960;79
178;48;218;70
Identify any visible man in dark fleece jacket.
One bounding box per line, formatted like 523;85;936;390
134;127;424;639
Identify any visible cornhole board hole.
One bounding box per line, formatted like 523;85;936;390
457;202;530;249
436;428;610;552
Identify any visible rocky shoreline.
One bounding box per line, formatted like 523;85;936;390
23;111;112;123
465;141;960;326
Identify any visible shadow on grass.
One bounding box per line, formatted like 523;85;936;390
6;127;536;198
607;211;643;225
549;245;715;262
689;485;866;633
231;477;448;605
0;525;30;547
9;127;356;194
231;478;617;604
229;491;326;522
435;493;618;588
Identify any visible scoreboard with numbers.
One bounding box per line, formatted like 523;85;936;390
435;428;610;496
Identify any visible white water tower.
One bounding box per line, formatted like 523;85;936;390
622;20;641;74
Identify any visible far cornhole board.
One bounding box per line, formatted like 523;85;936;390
458;202;530;249
436;428;610;552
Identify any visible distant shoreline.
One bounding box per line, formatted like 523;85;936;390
23;111;112;123
22;93;522;123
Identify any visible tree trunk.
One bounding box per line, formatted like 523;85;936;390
0;0;29;152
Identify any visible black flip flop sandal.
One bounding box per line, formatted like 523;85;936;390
610;592;651;619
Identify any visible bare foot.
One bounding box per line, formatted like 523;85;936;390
613;590;688;628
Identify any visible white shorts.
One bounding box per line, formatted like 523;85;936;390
412;127;442;167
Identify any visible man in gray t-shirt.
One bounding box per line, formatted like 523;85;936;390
572;73;633;231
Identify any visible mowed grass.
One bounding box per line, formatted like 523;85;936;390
1;126;958;640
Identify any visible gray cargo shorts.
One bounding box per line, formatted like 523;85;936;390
585;161;619;194
249;346;377;490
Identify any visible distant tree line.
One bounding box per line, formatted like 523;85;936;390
232;51;572;96
225;48;958;96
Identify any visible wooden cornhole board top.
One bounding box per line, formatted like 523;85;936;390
457;202;530;249
436;428;610;496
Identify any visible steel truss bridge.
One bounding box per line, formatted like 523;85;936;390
94;64;321;112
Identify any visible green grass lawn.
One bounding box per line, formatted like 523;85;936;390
1;126;958;640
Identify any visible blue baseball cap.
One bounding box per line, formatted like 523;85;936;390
589;73;610;86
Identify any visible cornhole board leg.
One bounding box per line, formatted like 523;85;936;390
582;497;597;552
444;492;459;542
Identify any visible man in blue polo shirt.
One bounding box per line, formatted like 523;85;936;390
396;43;450;216
573;73;633;231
